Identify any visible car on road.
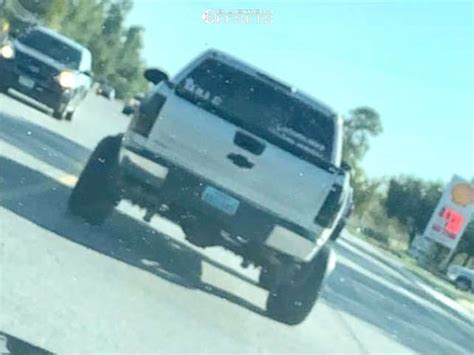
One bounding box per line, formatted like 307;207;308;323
96;81;116;100
68;49;352;325
122;93;144;115
0;26;93;121
447;265;474;292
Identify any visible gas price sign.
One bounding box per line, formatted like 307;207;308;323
423;176;474;250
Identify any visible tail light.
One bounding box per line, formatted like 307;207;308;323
314;184;343;228
130;93;167;137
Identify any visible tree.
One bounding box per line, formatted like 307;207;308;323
1;0;60;31
342;106;383;216
84;1;146;98
16;0;66;28
350;165;382;215
112;25;148;97
384;176;443;243
342;106;383;168
60;0;106;46
85;2;124;77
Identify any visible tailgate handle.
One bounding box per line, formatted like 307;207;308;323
233;131;265;156
227;153;254;169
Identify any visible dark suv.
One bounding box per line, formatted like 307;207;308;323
0;26;92;120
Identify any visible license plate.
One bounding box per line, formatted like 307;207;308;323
18;76;35;89
202;186;240;215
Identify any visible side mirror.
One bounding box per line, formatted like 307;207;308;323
144;68;169;85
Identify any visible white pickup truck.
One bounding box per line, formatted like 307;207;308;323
68;50;352;325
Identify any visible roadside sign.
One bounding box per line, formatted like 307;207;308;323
423;175;474;250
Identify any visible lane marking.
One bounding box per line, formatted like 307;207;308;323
58;174;78;187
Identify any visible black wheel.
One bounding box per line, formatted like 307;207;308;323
64;110;75;121
266;246;332;325
455;277;471;291
68;135;122;225
52;103;68;120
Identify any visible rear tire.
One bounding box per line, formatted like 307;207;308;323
68;135;122;225
52;103;68;120
65;110;75;121
455;277;471;291
266;246;332;325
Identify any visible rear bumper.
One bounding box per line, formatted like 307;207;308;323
0;58;72;109
119;143;320;261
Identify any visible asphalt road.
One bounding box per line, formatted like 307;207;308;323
1;91;473;354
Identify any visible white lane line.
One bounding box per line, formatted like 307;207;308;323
337;237;414;284
58;174;78;187
0;139;79;192
335;253;470;327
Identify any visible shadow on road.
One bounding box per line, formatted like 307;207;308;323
0;156;267;319
0;113;90;175
0;332;53;355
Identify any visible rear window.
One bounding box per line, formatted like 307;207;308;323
19;30;82;69
175;58;335;162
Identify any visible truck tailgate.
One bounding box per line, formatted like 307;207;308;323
145;94;338;230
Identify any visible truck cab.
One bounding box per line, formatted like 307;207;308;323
0;26;92;120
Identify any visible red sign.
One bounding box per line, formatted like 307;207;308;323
440;207;465;238
424;176;473;250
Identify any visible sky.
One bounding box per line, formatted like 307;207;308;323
128;0;473;183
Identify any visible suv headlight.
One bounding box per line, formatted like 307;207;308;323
57;71;76;88
0;43;15;59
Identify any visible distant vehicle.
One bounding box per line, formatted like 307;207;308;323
68;49;352;325
122;93;144;115
447;265;474;292
0;26;93;121
96;82;116;100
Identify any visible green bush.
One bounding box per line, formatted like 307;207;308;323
349;199;409;252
